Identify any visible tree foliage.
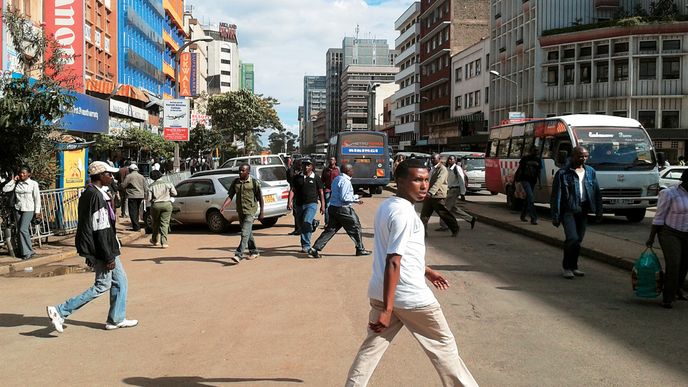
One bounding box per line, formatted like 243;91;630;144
121;128;175;161
268;128;298;154
0;7;77;178
181;124;224;159
207;89;283;154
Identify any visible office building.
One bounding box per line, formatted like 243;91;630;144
241;62;254;93
301;75;327;147
325;48;343;138
205;22;241;94
161;0;187;99
184;6;209;96
393;2;421;150
83;0;117;84
340;65;398;131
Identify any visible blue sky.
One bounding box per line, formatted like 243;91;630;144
190;0;413;143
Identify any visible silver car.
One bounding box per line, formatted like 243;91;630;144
659;166;688;190
172;173;290;233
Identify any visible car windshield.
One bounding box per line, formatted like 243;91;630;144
573;127;656;171
463;158;485;171
257;166;287;181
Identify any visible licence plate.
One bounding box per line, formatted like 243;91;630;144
611;199;633;205
263;194;276;203
468;183;481;188
356;159;371;163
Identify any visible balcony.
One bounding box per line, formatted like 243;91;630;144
395;63;419;82
395;44;419;64
395;24;420;48
394;82;419;100
395;2;420;30
395;121;419;134
393;103;418;117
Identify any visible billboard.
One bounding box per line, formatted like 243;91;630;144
61;149;87;189
59;93;110;133
44;0;85;92
163;99;190;141
179;52;192;97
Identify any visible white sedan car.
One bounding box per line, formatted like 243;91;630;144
659;166;688;190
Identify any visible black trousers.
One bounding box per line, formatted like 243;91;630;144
658;226;688;304
128;198;143;231
313;206;365;252
420;197;459;234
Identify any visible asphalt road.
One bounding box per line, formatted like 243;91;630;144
0;190;686;386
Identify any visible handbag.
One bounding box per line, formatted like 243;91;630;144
514;182;526;200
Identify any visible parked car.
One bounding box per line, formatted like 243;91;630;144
659;166;688;190
440;151;487;193
220;154;285;169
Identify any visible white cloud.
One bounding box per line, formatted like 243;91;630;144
189;0;413;135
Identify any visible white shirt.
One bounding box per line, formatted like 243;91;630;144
575;168;586;201
368;196;437;309
2;178;41;213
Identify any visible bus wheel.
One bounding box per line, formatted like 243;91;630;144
490;191;498;195
371;186;383;195
625;209;646;223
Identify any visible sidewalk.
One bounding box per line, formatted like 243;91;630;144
0;219;145;275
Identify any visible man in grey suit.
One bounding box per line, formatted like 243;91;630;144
420;154;460;237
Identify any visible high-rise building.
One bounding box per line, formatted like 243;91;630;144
205;22;241;94
162;0;187;99
419;0;489;150
241;62;255;93
184;6;209;96
118;0;166;96
393;2;421;150
490;0;688;161
301;75;327;148
340;65;398;131
84;0;117;84
326;48;343;138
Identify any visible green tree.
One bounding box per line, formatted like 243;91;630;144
207;89;283;154
268;128;298;154
122;128;174;161
650;0;679;20
0;7;76;182
181;124;224;159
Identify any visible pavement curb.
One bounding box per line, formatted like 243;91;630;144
0;229;146;276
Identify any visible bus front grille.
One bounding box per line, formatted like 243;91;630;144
601;188;642;197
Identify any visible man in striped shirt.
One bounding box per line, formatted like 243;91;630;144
647;169;688;309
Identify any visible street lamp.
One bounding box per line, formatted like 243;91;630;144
368;82;381;131
172;36;214;172
490;70;520;113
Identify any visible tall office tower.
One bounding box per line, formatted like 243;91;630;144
340;65;398;131
490;0;688;160
419;0;489;149
118;0;166;95
183;6;210;96
393;2;421;149
302;75;327;147
205;22;241;94
241;62;255;93
326;48;343;139
162;0;187;98
84;0;118;84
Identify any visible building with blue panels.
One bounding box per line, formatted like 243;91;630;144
162;0;188;99
117;0;166;96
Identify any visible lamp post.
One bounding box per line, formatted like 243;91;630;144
490;70;520;114
172;36;214;172
368;82;381;131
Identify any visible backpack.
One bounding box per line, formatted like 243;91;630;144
631;248;663;298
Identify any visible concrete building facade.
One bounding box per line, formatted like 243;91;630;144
325;48;343;139
393;2;421;151
85;0;117;84
489;0;688;161
205;22;240;94
340;65;398;131
184;7;209;96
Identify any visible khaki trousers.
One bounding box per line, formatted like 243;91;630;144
345;299;478;387
151;201;173;246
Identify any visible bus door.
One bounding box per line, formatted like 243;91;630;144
533;137;556;202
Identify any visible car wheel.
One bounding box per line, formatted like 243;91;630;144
260;217;279;227
490;191;499;195
206;210;229;233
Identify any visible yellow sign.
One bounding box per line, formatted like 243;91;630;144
63;149;86;188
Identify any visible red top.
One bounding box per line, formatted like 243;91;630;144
321;166;340;192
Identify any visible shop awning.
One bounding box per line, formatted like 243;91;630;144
85;80;150;103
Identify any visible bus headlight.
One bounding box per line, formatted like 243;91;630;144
647;183;659;196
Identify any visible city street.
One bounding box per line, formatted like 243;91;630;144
1;190;687;386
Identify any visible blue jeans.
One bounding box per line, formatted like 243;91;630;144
300;203;319;250
561;210;588;270
15;210;34;257
236;213;257;257
520;181;537;221
56;256;128;325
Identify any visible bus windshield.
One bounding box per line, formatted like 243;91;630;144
573;127;656;171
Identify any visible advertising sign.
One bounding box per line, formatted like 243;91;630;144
163;99;190;141
110;99;148;121
59;93;110;133
190;53;198;96
179;52;192;97
44;0;85;92
61;149;87;189
508;111;526;123
191;113;211;128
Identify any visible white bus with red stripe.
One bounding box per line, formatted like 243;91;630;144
485;115;660;222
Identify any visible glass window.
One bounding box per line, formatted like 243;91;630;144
638;58;656;80
258;166;287;181
455;96;461;110
485;87;489;103
455;67;462;81
191;181;215;196
564;65;575;84
638;110;656;129
488;141;498;157
563;48;575;59
547;51;558;61
475;59;481;75
497;139;511;157
662;57;680;79
579;46;592;57
509;138;525;158
596;62;609;82
639;41;657;52
663;40;681;51
580;63;591;84
175;182;194;197
614;60;628;81
547;66;558;85
614;42;629;54
596;44;609;55
662;111;679;128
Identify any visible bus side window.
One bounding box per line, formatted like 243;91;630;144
523;137;536;156
533;137;544;158
555;140;572;166
510;138;525;158
488;141;498;157
541;138;554;159
498;139;511;158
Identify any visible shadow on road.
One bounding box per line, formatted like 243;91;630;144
122;376;303;386
0;313;104;337
131;257;236;266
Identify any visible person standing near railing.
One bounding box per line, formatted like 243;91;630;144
2;165;41;260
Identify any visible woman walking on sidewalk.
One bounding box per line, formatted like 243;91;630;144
2;165;41;260
148;170;177;248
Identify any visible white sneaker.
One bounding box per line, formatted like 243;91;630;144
572;269;585;277
161;244;169;248
46;306;64;333
247;253;259;260
562;269;575;279
105;319;138;330
230;255;241;264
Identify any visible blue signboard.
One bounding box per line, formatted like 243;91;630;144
342;147;385;155
59;93;110;133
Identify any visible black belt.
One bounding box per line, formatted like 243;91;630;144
449;186;460;189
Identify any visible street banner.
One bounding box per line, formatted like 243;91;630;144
190;53;198;96
179;52;192;97
44;0;85;92
164;99;190;141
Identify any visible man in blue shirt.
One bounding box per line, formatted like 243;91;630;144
308;164;371;258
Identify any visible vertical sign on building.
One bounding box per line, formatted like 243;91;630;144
44;0;85;92
190;53;198;96
179;51;192;97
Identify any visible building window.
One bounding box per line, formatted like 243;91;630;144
221;48;231;54
94;30;101;48
614;42;629;54
662;111;680;128
614;60;628;81
547;51;558;61
638;111;656;129
663;39;681;51
639;41;657;52
455;67;462;81
663;57;680;79
485;87;489;103
547;66;558;85
104;37;110;53
455;96;462;110
563;65;574;85
579;46;592;57
596;62;609;82
612;110;627;117
221;59;231;65
221;82;231;87
221;71;231;76
475;59;481;75
563;48;575;60
475;90;481;105
85;24;92;41
638;58;656;80
596;44;609;55
580;63;591;84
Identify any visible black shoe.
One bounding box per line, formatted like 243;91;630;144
356;250;372;256
435;227;449;232
676;292;688;301
308;248;321;258
288;230;300;236
662;302;673;309
520;215;527;222
451;229;459;237
470;217;476;230
530;219;538;225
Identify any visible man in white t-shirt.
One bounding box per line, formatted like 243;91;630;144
345;159;478;387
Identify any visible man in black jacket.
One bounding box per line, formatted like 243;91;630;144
46;161;138;333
